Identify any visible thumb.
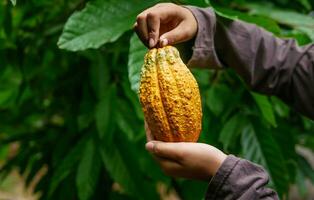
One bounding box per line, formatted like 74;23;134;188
159;22;193;47
146;141;183;161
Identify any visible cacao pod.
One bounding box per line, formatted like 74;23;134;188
139;46;202;142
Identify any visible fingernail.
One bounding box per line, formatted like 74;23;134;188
149;38;155;48
145;142;154;152
160;38;168;47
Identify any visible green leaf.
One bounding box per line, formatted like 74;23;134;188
76;138;101;200
213;7;281;35
128;33;147;93
251;93;277;127
178;180;208;200
10;0;16;6
297;26;314;41
303;135;314;152
48;136;88;197
0;67;22;108
99;130;158;200
297;0;312;10
205;84;233;116
115;99;137;141
214;8;238;20
297;153;314;184
241;121;289;197
295;168;307;197
271;96;290;118
58;0;159;51
219;113;248;151
0;145;8;161
121;78;144;120
99;138;137;197
247;3;314;41
176;0;209;7
248;3;314;28
95;85;116;139
89;51;110;99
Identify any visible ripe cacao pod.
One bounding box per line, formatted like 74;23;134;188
139;46;202;142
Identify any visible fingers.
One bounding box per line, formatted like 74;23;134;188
159;20;196;47
135;9;162;48
134;13;148;47
134;3;184;48
146;13;160;48
134;3;197;48
153;156;182;176
146;141;184;161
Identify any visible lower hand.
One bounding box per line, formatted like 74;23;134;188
146;141;227;180
145;123;227;181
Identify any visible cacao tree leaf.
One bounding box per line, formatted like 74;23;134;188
58;0;159;51
270;96;290;118
10;0;16;6
128;33;147;94
115;131;159;200
247;3;314;41
76;138;101;200
99;128;159;200
219;113;248;151
295;168;307;197
48;135;88;197
296;0;312;10
297;153;314;184
213;7;281;34
175;0;209;7
251;92;277;127
296;26;314;41
303;135;314;152
89;51;110;99
241;121;289;197
95;85;116;139
205;84;233;116
178;180;208;200
281;29;312;45
121;78;144;120
115;98;137;141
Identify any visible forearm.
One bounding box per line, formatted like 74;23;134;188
186;6;314;120
206;155;279;200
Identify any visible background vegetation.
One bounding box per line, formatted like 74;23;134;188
0;0;313;199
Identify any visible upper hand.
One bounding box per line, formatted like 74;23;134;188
134;3;198;48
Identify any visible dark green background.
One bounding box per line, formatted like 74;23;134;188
0;0;313;199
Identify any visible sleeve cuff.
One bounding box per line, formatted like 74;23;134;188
184;6;223;69
205;155;240;199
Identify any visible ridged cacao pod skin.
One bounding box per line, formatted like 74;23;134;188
139;46;202;142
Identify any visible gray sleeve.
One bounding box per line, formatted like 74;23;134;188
205;155;279;200
186;6;314;120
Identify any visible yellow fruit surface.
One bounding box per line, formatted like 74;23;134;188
139;46;202;142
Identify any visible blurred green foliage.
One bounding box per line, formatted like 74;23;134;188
0;0;314;199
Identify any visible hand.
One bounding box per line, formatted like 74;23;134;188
134;3;197;48
144;123;227;181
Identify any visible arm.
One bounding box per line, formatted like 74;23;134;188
206;155;278;200
186;7;314;120
145;141;278;200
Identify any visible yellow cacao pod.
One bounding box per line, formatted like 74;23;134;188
139;46;202;142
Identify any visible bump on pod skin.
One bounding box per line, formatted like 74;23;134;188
139;46;202;142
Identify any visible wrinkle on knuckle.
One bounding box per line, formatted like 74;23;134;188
146;12;157;20
136;14;146;22
175;151;184;162
153;143;160;154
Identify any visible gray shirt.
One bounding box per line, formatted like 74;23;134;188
186;6;314;200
